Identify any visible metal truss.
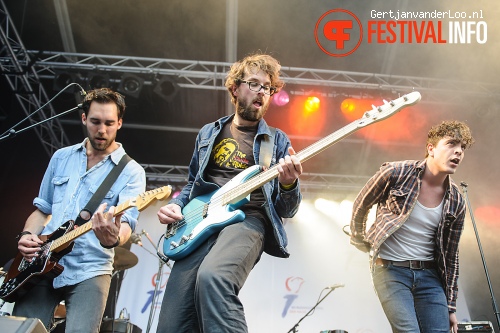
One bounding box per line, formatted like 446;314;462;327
0;1;70;154
142;164;370;194
3;0;498;193
26;51;500;105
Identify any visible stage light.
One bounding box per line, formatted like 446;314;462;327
53;70;84;93
304;96;320;113
314;198;339;215
118;74;144;98
154;76;179;102
340;98;357;114
272;89;289;106
88;73;110;89
340;97;378;121
340;95;426;143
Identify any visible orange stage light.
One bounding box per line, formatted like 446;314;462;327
339;96;426;144
304;96;321;113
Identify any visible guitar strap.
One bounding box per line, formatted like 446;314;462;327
74;154;132;226
259;127;276;168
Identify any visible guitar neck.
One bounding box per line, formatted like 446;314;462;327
223;91;422;204
223;119;360;204
49;198;135;253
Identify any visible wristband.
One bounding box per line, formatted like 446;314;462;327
101;236;120;249
280;181;296;190
15;230;32;240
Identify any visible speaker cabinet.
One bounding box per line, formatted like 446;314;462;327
458;321;494;333
0;316;47;333
100;318;142;333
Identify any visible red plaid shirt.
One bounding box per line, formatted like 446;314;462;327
350;160;466;312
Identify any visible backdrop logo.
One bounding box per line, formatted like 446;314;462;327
315;9;363;57
282;276;305;317
141;271;170;313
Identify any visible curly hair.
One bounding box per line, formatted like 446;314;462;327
426;120;474;157
225;53;285;105
81;88;126;119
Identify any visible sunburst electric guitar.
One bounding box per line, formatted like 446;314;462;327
0;186;172;303
162;92;421;261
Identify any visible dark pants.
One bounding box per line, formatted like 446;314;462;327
156;217;266;333
13;274;111;333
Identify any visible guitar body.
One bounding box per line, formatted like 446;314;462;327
0;186;172;303
163;165;262;261
0;220;75;303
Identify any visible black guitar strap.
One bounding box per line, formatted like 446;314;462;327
259;127;276;168
74;154;132;226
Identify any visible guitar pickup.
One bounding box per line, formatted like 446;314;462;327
202;203;209;218
179;235;190;245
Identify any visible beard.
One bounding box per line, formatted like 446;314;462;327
236;97;269;122
88;135;113;151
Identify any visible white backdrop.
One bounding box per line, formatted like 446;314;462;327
117;199;471;333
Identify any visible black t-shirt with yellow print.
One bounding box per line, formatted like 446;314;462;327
205;120;269;224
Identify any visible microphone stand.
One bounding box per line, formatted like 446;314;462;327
0;82;85;142
287;286;341;333
460;182;500;329
141;230;170;333
0;105;82;142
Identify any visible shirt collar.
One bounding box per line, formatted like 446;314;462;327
76;138;125;165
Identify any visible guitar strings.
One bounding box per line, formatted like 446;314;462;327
167;122;357;231
52;187;170;250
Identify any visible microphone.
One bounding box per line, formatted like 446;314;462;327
77;87;86;109
142;229;158;250
326;283;345;289
129;233;143;247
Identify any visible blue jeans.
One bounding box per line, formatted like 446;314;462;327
13;274;111;333
156;216;265;333
372;264;449;333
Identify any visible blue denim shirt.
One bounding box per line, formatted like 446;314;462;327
169;115;302;258
34;139;146;288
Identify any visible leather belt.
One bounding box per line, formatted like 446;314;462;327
375;258;436;270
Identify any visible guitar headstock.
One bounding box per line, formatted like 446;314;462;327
136;185;173;211
357;91;421;128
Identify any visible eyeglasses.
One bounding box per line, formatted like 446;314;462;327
239;80;277;96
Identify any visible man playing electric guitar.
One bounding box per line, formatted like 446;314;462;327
156;53;303;333
11;88;146;332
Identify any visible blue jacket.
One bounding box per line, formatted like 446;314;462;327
169;115;302;258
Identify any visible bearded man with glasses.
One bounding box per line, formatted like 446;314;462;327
156;53;303;333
